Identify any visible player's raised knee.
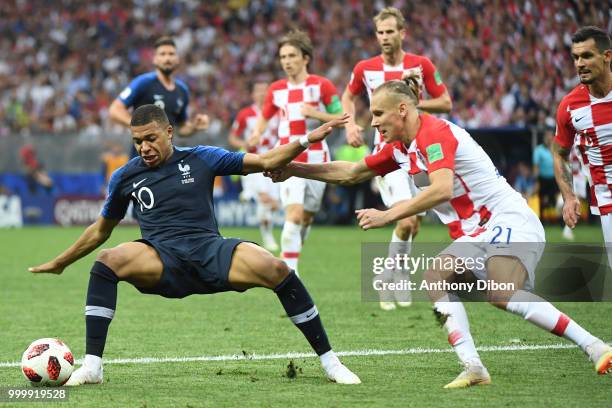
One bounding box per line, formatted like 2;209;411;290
96;249;120;270
95;248;130;280
266;257;291;286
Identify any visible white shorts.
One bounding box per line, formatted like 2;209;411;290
601;213;612;269
241;173;279;201
375;169;418;208
280;177;326;213
440;205;546;290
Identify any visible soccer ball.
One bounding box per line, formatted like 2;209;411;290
21;338;74;386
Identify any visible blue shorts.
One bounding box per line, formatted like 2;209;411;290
135;234;246;298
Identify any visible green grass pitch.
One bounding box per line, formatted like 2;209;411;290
0;224;609;407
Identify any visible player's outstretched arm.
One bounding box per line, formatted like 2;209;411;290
242;114;350;174
356;168;453;230
108;99;132;128
268;159;377;186
28;217;120;275
552;142;580;228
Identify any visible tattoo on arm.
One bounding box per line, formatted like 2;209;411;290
552;143;573;190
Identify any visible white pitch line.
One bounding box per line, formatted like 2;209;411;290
0;343;578;368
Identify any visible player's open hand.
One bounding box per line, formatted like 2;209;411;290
346;122;364;147
264;167;292;183
307;113;351;144
193;114;210;130
355;208;390;230
562;195;581;229
28;261;65;275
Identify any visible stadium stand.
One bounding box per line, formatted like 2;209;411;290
0;0;608;140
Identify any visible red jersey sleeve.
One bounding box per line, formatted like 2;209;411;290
230;109;248;139
320;77;339;105
346;61;366;96
554;97;575;149
261;86;278;120
420;56;446;98
364;142;401;176
416;118;458;173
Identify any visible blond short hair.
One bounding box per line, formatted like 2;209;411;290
373;7;406;30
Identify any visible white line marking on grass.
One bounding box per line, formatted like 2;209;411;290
0;343;578;368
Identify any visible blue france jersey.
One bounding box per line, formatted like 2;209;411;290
102;146;245;240
119;72;189;126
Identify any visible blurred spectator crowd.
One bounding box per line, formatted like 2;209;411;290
0;0;609;142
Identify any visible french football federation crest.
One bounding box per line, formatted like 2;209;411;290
179;161;195;184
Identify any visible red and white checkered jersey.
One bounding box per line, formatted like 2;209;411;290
347;53;447;153
262;75;338;163
365;114;523;239
555;85;612;215
231;104;278;154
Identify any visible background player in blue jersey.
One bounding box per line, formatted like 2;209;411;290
28;105;360;386
109;36;209;156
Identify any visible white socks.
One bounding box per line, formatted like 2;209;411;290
83;354;102;372
391;232;412;303
506;290;598;351
434;295;482;366
377;231;412;302
257;204;277;247
319;350;339;369
282;221;302;274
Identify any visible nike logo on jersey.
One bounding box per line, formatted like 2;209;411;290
132;178;147;189
575;116;585;123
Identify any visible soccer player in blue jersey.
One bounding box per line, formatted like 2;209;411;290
109;36;209;156
29;105;360;386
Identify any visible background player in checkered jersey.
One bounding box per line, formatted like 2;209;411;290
248;30;344;276
229;80;281;252
341;7;453;311
553;26;612;269
267;77;612;388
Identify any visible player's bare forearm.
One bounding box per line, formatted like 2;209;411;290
29;217;119;274
357;182;452;230
287;161;374;185
244;114;349;173
251;141;307;172
381;168;453;223
108;99;132;127
387;187;448;222
341;89;365;146
305;110;343;123
552;143;575;200
341;89;357;120
416;91;452;113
